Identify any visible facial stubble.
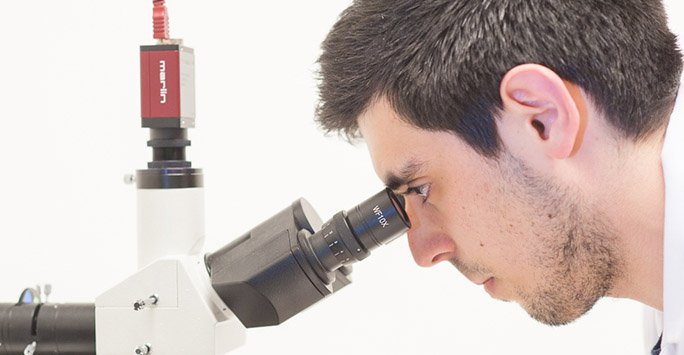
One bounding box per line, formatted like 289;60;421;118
502;154;622;326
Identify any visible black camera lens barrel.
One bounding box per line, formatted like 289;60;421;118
0;303;95;354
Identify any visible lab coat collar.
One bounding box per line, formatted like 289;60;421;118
661;74;684;348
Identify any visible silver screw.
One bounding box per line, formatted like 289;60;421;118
123;174;136;185
23;341;36;355
134;343;151;355
133;294;159;311
44;284;52;303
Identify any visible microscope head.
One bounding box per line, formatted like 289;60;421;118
205;188;410;328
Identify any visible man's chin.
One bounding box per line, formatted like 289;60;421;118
519;298;597;327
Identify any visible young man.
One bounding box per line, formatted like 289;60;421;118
315;0;683;353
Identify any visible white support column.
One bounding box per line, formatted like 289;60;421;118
136;187;206;269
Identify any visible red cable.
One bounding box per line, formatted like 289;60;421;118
153;0;169;40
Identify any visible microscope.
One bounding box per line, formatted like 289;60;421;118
0;2;410;354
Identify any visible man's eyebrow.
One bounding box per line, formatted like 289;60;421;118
385;159;426;191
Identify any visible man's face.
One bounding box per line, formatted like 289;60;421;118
358;98;620;326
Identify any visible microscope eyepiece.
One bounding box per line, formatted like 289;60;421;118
347;188;410;248
302;189;411;283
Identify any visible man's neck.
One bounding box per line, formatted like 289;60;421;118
605;137;665;310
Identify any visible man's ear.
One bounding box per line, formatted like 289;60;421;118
498;64;582;160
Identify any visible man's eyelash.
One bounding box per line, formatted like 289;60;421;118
405;183;431;202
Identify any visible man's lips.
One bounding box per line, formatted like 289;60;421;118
468;276;495;296
469;276;493;286
483;277;495;297
467;274;497;297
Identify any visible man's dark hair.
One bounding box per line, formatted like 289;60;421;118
316;0;683;156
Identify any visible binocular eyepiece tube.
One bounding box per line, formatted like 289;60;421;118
206;188;411;328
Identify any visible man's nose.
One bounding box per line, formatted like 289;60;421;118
404;200;456;267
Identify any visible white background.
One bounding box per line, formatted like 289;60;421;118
0;1;681;354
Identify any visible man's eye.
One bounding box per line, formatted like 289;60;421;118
406;183;431;203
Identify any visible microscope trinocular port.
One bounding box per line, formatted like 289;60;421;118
206;188;410;328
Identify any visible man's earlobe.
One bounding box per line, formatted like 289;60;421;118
499;64;583;160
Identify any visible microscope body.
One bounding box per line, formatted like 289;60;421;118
94;184;356;354
88;33;409;354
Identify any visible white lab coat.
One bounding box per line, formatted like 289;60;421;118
651;74;684;355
